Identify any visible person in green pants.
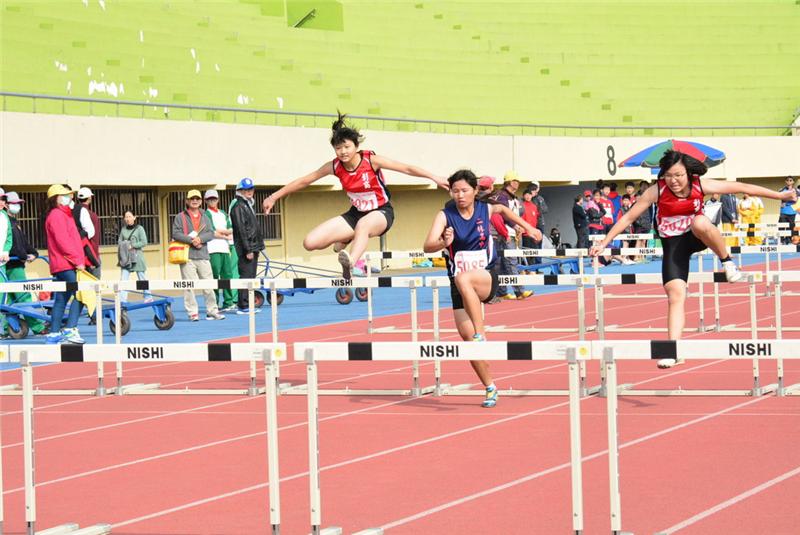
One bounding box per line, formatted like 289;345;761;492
205;190;238;311
2;191;48;336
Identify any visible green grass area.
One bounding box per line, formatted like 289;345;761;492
1;0;798;133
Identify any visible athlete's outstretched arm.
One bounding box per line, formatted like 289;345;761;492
589;185;656;255
490;204;544;242
371;154;449;190
262;162;331;214
424;211;451;253
701;179;798;203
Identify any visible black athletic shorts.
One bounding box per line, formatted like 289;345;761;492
449;270;500;310
661;231;707;285
340;203;395;236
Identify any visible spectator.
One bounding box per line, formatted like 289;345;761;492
606;182;621;220
2;192;48;337
205;189;238;312
490;173;532;300
592;189;630;265
0;188;10;270
779;176;798;244
44;185;86;344
172;189;225;322
572;194;589;249
720;193;739;247
230;178;265;313
738;193;764;245
624;181;637;202
529;181;548;234
118;210;153;303
632;185;653;260
520;187;540;264
77;187;101;278
704;193;723;225
619;194;637;263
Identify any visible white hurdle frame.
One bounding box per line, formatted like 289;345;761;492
425;274;600;397
297;341;590;535
278;275;435;397
772;272;800;396
4;342;285;535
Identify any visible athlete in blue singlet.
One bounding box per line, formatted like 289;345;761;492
424;169;541;407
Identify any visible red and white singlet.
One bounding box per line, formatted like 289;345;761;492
655;178;704;238
332;150;391;212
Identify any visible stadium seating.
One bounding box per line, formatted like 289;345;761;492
1;0;798;131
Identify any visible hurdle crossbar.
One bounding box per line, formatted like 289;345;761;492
772;273;800;396
7;343;285;535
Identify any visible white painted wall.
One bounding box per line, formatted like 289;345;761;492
1;111;798;186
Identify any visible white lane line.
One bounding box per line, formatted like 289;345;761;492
0;362;417;450
104;359;719;528
379;395;770;531
656;464;800;534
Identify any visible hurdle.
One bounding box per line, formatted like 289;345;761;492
422;274;601;397
772;272;800;396
277;275;438;397
2;342;285;535
297;341;590;535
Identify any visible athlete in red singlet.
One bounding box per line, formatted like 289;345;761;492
263;113;447;278
591;150;796;368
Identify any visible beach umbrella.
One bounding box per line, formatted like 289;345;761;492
618;139;725;168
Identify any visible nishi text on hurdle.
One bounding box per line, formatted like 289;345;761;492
729;343;772;357
127;346;165;359
420;344;460;358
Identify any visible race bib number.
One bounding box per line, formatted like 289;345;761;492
347;191;379;212
658;214;695;237
453;250;488;276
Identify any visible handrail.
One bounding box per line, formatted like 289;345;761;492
2;91;797;136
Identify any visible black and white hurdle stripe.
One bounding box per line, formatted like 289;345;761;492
4;343;286;363
295;341;588;361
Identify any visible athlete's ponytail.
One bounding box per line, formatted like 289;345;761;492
330;111;364;147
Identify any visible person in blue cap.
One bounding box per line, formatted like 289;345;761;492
230;177;265;313
262;112;446;278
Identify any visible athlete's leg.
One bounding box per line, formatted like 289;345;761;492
454;269;493;336
453;309;493;387
664;279;687;339
303;216;356;251
690;214;727;259
348;210;389;265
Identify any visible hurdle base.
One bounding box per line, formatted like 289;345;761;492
353;529;384;535
35;523;111;535
779;381;800;396
0;388;103;396
310;527;342;535
124;387;259;395
115;383;161;395
283;387;416;396
0;383;20;392
442;386;579;396
617;385;759;396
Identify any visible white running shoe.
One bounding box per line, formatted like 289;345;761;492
338;249;353;279
722;260;743;282
657;358;685;369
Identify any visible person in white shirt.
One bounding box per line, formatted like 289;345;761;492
204;189;238;312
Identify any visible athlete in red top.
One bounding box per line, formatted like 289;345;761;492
591;150;796;368
263;113;447;277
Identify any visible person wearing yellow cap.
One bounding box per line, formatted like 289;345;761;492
43;184;86;344
172;189;226;322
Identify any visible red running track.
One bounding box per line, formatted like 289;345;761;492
2;262;800;534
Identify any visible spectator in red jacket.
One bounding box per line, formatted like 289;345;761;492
521;188;540;265
44;185;86;345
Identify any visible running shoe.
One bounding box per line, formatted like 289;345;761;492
206;312;226;321
722;260;743;282
482;385;499;408
236;308;262;315
516;290;534;299
45;331;64;344
338;249;353;279
500;293;517;300
62;328;85;345
189;313;199;322
657;358;685;369
472;333;486;342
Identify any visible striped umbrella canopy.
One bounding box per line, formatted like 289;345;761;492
618;139;726;168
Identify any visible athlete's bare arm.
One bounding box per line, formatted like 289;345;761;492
589;185;656;255
262;162;331;214
371;154;449;190
701;178;798;203
424;211;451;253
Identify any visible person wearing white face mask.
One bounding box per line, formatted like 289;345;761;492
1;192;48;337
43;184;87;344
